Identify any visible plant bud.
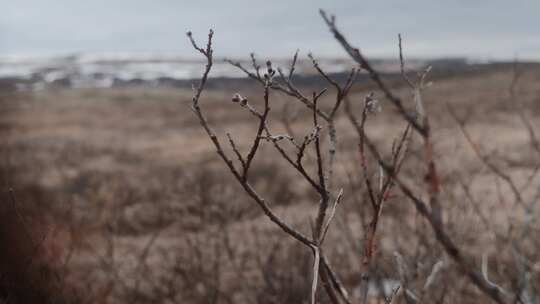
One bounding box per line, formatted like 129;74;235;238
266;60;275;77
365;92;381;114
232;93;242;103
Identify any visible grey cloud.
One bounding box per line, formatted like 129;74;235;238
1;0;539;59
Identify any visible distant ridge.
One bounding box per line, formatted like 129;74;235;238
0;53;476;91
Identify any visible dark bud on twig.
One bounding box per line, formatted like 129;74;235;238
264;60;275;80
186;31;192;37
232;93;248;105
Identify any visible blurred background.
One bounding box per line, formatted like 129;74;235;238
1;1;539;304
2;0;540;90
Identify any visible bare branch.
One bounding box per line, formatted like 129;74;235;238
482;252;508;296
242;80;271;180
226;132;246;170
310;246;321;304
362;132;509;304
398;33;415;89
320;188;344;243
319;9;426;136
228;57;330;120
188;29;314;247
288;49;300;81
448;104;526;208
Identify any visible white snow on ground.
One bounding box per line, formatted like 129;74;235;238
0;53;428;90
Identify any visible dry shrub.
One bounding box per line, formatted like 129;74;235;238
0;166;76;303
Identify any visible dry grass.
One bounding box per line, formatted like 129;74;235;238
1;63;539;303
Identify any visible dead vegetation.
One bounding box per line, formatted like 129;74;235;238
1;10;540;304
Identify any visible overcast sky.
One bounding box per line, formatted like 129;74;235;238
2;0;539;60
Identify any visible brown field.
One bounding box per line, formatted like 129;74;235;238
1;65;539;303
